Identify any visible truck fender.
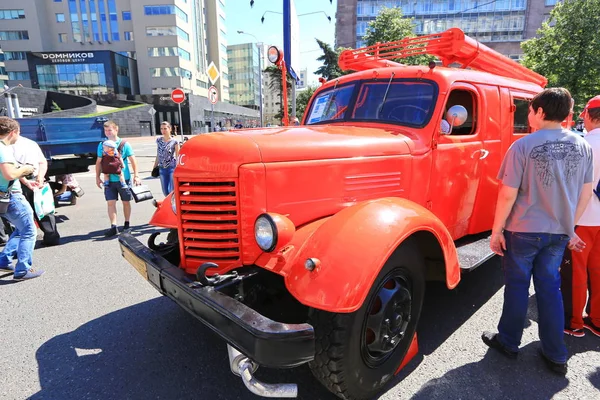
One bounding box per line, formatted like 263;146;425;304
284;197;460;313
149;192;178;229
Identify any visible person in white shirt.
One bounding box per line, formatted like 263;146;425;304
12;136;60;246
562;95;600;338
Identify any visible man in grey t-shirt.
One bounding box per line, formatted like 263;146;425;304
482;88;593;376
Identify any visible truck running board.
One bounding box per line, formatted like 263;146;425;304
456;234;496;272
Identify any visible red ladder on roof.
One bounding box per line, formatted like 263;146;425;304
338;28;547;88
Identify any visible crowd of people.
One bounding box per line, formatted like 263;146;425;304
0;117;179;280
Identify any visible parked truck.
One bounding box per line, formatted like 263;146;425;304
118;28;548;400
17;116;106;178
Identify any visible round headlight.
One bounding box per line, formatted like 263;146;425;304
255;214;277;252
171;193;177;214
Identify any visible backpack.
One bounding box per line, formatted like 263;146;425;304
101;140;126;175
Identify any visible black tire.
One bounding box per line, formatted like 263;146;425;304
308;239;425;400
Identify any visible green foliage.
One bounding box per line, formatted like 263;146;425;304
296;86;318;121
521;0;600;113
314;39;351;79
362;7;435;66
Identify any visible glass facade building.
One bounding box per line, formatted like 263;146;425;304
26;50;138;95
355;0;527;47
227;43;260;108
337;0;557;59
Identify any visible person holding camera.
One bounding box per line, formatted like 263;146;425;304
0;117;44;280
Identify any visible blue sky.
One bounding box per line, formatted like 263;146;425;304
225;0;337;87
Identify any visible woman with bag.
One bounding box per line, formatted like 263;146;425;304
152;121;180;196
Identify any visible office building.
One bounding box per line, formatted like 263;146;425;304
0;0;229;100
296;68;307;89
336;0;558;59
0;46;7;89
227;43;260;109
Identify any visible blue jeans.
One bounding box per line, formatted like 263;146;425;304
159;166;175;196
0;193;36;275
497;231;569;363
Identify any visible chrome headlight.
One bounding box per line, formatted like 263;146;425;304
170;193;177;214
254;214;277;252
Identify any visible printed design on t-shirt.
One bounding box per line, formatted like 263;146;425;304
530;140;583;188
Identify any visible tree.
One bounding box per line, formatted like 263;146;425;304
314;39;350;79
363;7;435;66
521;0;600;113
264;65;294;124
296;86;317;121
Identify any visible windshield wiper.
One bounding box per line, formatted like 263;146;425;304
377;72;395;117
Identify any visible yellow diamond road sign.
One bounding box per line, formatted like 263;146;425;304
207;61;220;85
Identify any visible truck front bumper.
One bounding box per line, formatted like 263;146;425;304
118;233;315;369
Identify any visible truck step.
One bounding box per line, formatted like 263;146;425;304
456;234;496;271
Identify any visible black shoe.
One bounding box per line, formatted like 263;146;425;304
481;331;518;359
539;350;567;376
104;226;118;237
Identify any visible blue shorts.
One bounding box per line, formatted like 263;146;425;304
104;180;133;202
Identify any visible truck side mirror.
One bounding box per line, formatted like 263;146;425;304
442;105;469;135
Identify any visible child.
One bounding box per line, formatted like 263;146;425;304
101;140;127;188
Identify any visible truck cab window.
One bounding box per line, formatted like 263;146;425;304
445;90;477;135
513;99;530;134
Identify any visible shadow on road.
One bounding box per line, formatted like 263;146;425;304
58;224;157;245
417;257;505;355
411;342;569;400
31;297;335;400
31;258;509;400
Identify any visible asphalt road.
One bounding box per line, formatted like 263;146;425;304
1;135;599;400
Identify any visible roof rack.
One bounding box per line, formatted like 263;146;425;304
338;28;547;88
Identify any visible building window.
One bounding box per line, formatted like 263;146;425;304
68;0;81;42
58;33;68;42
124;31;134;41
107;0;119;40
144;5;188;22
54;0;62;2
0;9;25;20
177;27;189;41
56;13;65;22
146;26;177;36
8;71;30;80
513;98;530;134
148;47;191;61
196;80;207;88
4;51;27;60
149;67;192;79
0;31;29;40
122;11;131;20
545;0;557;5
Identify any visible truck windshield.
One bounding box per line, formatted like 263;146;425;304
306;80;436;127
306;84;355;124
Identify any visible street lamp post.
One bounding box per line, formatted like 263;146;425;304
237;30;264;127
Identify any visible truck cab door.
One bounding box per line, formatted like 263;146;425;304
429;83;483;240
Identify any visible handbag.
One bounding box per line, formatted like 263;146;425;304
130;184;154;203
151;166;159;178
33;183;55;219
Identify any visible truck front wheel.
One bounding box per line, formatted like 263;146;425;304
308;240;425;400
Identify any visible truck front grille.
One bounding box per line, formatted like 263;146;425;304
176;179;241;269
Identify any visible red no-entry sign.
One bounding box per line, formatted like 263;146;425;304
171;88;185;104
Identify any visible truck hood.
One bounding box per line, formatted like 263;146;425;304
241;124;412;162
176;125;413;177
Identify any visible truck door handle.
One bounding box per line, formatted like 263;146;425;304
479;149;489;159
